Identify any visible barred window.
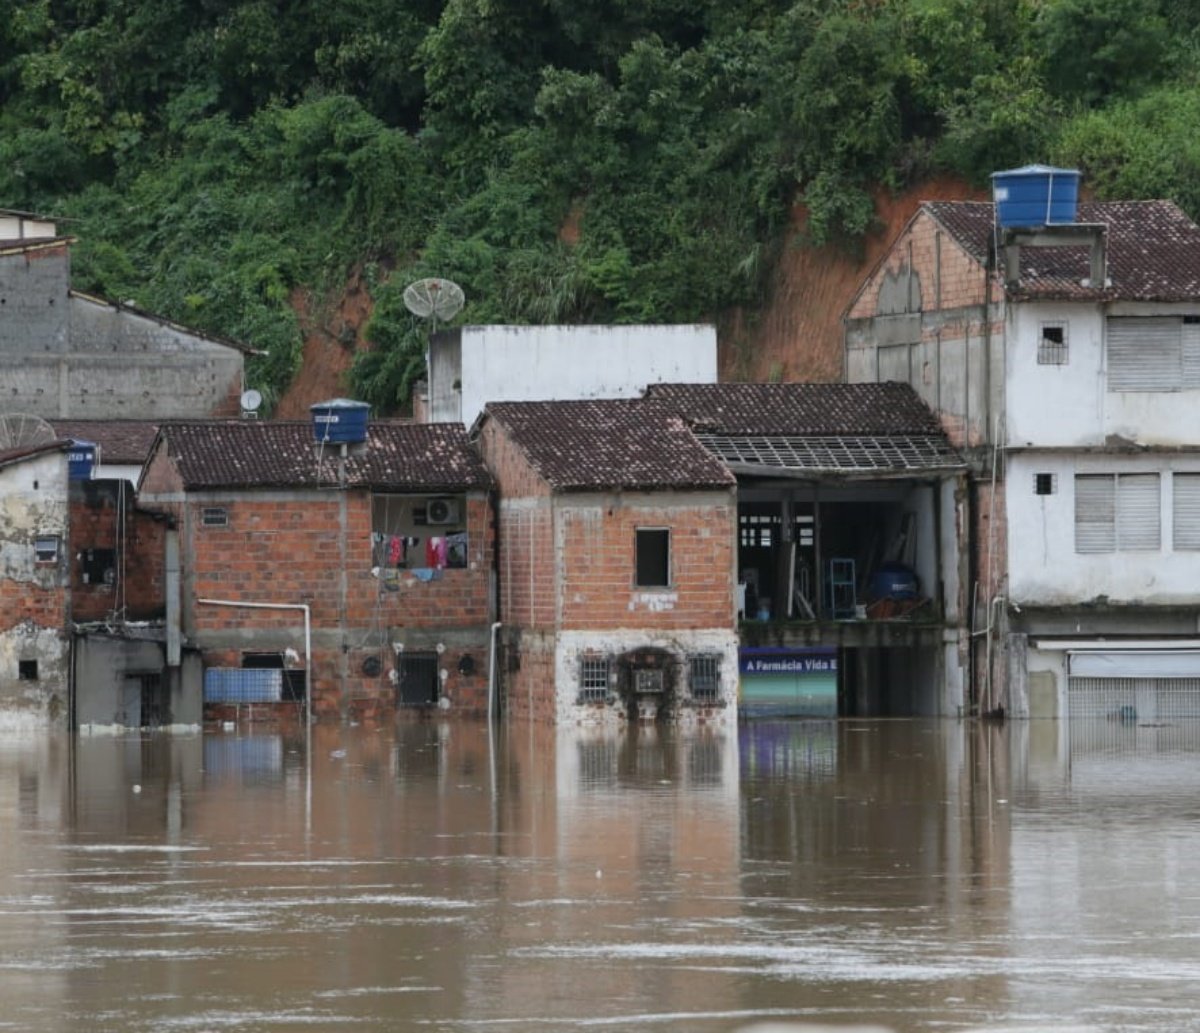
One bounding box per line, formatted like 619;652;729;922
689;654;720;702
1038;323;1068;365
202;507;229;527
579;657;611;703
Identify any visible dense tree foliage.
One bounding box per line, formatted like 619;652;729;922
2;0;1197;411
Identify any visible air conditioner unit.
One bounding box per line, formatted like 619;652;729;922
427;498;460;525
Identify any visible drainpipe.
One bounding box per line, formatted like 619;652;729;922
487;621;502;723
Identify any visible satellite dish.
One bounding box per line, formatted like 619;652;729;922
403;278;465;324
240;389;263;413
0;413;57;452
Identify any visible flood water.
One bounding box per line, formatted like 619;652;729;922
2;718;1200;1033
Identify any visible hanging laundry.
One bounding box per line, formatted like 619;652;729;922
388;536;403;566
426;536;448;569
446;532;469;569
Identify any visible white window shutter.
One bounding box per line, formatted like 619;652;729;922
1108;317;1182;392
1075;475;1115;553
1117;473;1161;550
1174;473;1200;550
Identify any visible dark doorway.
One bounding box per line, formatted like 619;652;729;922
397;652;439;706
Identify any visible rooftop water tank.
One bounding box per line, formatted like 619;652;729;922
991;165;1080;229
310;398;370;444
67;440;97;481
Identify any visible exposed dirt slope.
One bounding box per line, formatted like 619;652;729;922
274;267;374;419
719;176;984;383
277;177;984;413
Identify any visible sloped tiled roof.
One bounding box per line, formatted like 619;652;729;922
926;200;1200;302
647;382;963;475
646;382;944;436
152;421;492;491
50;420;160;464
481;399;735;491
0;439;69;471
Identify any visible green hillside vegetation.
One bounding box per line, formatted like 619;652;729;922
2;0;1197;412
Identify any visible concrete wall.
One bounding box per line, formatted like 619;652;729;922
73;635;202;729
1006;451;1200;607
1008;300;1200;448
0;450;70;725
429;324;718;425
0;245;245;418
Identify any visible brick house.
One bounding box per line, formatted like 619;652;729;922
137;418;495;723
0;439;71;725
473;398;739;725
845;181;1200;719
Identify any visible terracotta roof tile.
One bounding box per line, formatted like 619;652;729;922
926;199;1200;302
482;399;735;491
50;420;160;464
156;421;491;491
646;382;944;436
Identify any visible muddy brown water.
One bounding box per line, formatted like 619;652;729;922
1;718;1198;1032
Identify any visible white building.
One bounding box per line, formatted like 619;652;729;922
422;324;717;425
846;191;1200;720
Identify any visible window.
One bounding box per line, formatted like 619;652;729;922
18;660;38;681
34;536;59;563
1038;323;1069;365
579;657;611;703
372;494;468;570
1174;474;1200;551
80;547;116;585
688;654;720;702
635;528;670;587
1075;474;1160;553
1108;316;1200;391
1034;473;1057;496
201;507;228;527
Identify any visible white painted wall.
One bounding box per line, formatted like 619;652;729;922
450;324;717;426
1006;451;1200;605
1007;301;1200;447
554;628;738;727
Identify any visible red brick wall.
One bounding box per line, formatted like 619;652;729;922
558;496;736;631
181;487;494;721
502;630;557;722
0;581;67;630
478;417;557;630
848;211;991;320
70;482;168;621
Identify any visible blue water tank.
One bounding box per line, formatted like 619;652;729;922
310;398;370;444
67;440;97;481
991;165;1080;228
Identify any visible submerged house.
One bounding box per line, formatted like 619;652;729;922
845;167;1200;719
135;413;495;722
473;398;740;724
0;439;71;725
647;382;969;716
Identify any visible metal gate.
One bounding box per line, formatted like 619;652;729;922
396;652;439;706
1069;676;1200;751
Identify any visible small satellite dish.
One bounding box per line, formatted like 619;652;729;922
240;389;263;413
0;413;57;452
403;278;465;324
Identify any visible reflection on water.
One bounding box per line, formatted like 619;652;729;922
1;718;1200;1031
